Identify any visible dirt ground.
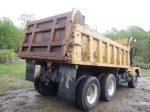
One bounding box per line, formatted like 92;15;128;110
0;72;150;112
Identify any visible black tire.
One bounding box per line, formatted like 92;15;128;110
39;76;58;96
128;72;138;88
74;75;86;108
76;76;100;110
101;73;116;101
34;77;41;93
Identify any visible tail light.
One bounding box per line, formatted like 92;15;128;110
48;67;52;72
41;66;46;71
72;31;75;37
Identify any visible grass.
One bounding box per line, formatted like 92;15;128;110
0;61;33;91
0;61;26;78
140;69;150;72
137;106;143;111
0;92;6;97
17;101;26;106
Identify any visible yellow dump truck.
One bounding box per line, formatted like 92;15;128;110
19;8;140;110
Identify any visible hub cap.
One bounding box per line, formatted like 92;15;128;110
87;83;98;104
108;79;115;96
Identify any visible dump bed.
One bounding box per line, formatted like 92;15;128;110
19;9;131;68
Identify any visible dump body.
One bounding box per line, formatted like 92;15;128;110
19;9;131;68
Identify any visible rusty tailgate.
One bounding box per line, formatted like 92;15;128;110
19;11;74;61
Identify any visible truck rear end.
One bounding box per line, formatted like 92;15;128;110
19;9;84;61
19;9;140;111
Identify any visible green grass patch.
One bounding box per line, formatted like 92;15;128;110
141;69;150;72
0;61;26;77
0;61;33;91
17;101;26;106
0;103;2;106
0;92;6;97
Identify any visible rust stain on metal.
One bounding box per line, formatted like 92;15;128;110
93;51;97;59
76;52;81;59
70;41;81;46
74;43;81;46
81;50;86;60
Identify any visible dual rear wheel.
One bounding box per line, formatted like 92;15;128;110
76;76;100;110
34;72;136;110
76;73;116;110
100;73;116;101
34;76;58;96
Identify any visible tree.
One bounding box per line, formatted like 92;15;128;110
102;27;118;39
127;26;149;63
117;30;128;39
147;29;150;62
18;13;35;29
148;29;150;36
0;17;23;50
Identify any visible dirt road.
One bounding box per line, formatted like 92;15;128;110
0;72;150;112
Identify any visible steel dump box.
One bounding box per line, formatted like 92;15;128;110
19;9;131;68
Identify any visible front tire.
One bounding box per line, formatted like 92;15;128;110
128;72;138;88
76;76;100;110
101;73;116;101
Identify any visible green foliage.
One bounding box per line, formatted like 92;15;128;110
0;50;16;64
134;63;150;69
0;17;23;50
127;26;149;63
117;30;128;39
127;26;149;42
103;28;129;39
102;27;118;39
133;56;143;65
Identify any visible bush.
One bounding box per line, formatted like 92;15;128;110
133;56;150;69
0;50;16;64
134;63;150;69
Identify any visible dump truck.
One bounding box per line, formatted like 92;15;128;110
19;8;140;110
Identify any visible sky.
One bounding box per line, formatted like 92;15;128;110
0;0;150;33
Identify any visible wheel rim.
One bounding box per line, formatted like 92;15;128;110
87;83;98;104
108;79;115;96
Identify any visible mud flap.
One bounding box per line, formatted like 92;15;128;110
58;63;77;101
25;63;35;82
